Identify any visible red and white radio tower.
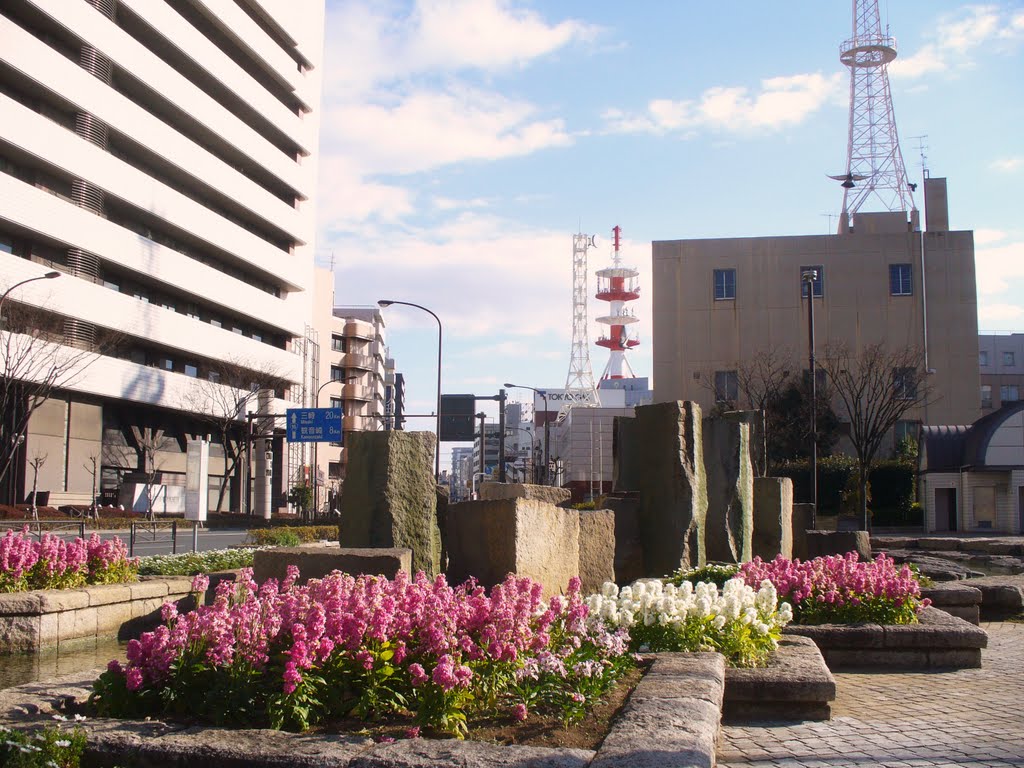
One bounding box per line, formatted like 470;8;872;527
595;226;639;380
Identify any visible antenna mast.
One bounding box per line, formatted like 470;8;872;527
563;232;600;415
837;0;916;228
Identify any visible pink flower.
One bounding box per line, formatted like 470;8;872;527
191;574;210;593
125;668;144;691
408;663;428;687
404;726;420;739
512;703;528;722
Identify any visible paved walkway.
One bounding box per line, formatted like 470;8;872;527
719;622;1024;767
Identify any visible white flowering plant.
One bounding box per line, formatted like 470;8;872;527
585;578;794;668
0;724;86;768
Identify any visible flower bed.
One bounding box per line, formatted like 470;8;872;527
89;569;634;736
0;529;137;593
137;547;264;577
738;553;928;625
584;578;792;667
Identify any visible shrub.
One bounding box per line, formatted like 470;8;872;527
0;529;137;592
247;526;338;547
739;553;929;625
0;724;86;768
137;547;263;576
585;578;792;668
89;569;633;735
667;563;740;589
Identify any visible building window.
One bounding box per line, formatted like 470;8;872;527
713;269;736;300
1000;384;1019;403
184;364;198;377
160;358;174;371
330;365;344;381
981;385;992;408
331;334;346;352
714;370;738;402
893;367;917;400
800;265;823;298
980;351;989;366
889;264;912;296
208;370;221;383
894;420;920;446
1003;351;1015;367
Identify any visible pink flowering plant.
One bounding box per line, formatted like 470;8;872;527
89;569;634;736
739;553;929;625
0;529;138;593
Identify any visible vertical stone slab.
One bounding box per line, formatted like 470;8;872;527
446;498;580;598
613;416;641;492
339;431;441;577
753;477;793;560
792;503;815;560
578;509;616;593
703;416;754;563
634;401;707;574
603;494;645;585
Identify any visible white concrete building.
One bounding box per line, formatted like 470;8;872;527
0;0;325;510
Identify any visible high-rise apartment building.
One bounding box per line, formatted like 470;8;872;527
0;0;324;508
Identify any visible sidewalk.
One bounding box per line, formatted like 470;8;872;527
719;622;1024;767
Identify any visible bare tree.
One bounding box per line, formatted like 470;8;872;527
0;301;113;500
28;452;46;521
178;358;287;514
130;427;177;521
820;342;934;531
84;454;99;522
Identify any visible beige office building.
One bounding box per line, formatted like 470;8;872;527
652;178;980;448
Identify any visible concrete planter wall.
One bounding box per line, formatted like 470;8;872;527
0;577;198;653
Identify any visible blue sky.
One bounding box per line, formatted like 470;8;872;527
315;1;1024;459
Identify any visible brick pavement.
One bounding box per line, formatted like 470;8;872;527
718;622;1024;767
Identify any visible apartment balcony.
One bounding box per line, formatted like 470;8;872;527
342;352;373;370
342;415;362;431
344;320;374;341
343;382;371;401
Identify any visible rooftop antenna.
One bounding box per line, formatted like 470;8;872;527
908;134;930;179
831;0;916;231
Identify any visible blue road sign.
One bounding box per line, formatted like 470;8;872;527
286;408;342;443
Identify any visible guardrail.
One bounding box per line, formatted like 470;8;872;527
129;520;200;557
0;520;87;539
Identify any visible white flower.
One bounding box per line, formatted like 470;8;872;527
601;581;619;598
54;740;71;748
712;614;728;630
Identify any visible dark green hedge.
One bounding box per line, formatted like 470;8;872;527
772;456;915;518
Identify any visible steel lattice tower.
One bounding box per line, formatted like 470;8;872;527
837;0;916;227
562;233;600;413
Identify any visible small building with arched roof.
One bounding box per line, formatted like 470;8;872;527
918;402;1024;534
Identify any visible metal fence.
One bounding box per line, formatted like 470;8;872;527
129;521;200;557
0;520;87;539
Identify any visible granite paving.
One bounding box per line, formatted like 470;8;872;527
718;622;1024;767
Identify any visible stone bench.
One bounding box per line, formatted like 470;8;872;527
0;577;198;653
724;636;836;722
783;606;988;669
961;575;1024;619
252;545;412;585
921;582;982;624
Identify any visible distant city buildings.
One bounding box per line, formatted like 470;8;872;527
978;333;1024;413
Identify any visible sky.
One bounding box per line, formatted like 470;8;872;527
314;0;1024;464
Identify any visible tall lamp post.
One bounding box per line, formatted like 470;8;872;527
378;300;442;481
801;268;818;529
0;271;61;319
311;376;355;518
504;383;549;486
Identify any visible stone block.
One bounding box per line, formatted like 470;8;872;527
351;739;595;768
0;592;42;615
87;583;134;607
339;430;442;577
252;546;412;584
703;416;754;563
803;530;871;561
632;653;724;706
447;498;580;598
612;415;641;493
0;614;39;652
603;494;645;585
752;477;793;560
95;601;134;634
962;575;1024;618
921;582;983;607
725;637;835;708
791;503;815;560
633;401;707;575
918;537;962;551
478;482;572;505
37;612;59;647
57;607;97;641
823;648;929;668
785;622;887;649
130;580;171;601
592;696;720;768
881;608;987;649
578;509;616;593
36;589;90;613
927;649;982;668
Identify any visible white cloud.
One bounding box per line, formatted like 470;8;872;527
975;228;1008;245
990;156;1023;173
602;72;843;136
978;303;1024;325
975;239;1024;295
890;5;1024;80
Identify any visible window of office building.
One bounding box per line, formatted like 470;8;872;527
714;370;738;402
889;264;912;296
800;265;823;298
981;385;992;408
330;366;343;381
1001;384;1019;403
893;367;917;400
1003;351;1015;367
331;334;346;352
894;419;920;446
713;269;736;300
980;351;989;366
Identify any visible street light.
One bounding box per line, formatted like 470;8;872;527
378;300;442;481
0;271;61;320
801;268;818;529
311;376;353;517
504;383;549;486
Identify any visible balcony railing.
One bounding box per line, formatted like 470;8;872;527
342;352;373;370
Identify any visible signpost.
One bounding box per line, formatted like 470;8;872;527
286;408;343;443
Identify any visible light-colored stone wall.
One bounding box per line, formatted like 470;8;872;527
652;225;979;441
0;577;197;652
